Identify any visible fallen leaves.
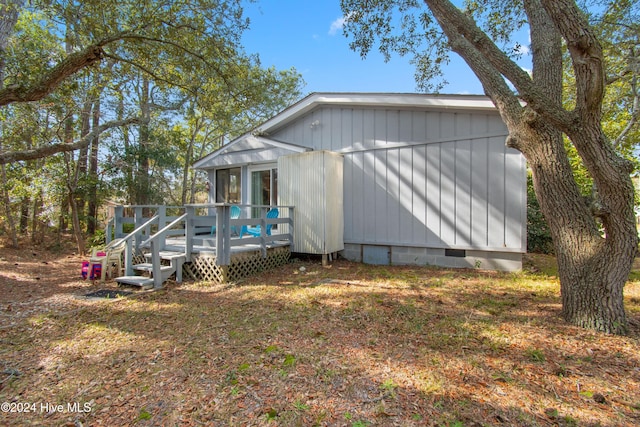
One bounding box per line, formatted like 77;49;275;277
1;247;639;426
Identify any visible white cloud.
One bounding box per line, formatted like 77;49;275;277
328;14;352;36
514;43;530;56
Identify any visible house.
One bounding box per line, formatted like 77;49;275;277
193;93;526;271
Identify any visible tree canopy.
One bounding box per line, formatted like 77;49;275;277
0;0;304;251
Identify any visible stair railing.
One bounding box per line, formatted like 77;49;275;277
118;215;160;276
140;212;188;288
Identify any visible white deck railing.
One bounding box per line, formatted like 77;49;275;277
108;204;294;266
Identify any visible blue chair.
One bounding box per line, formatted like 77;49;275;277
241;208;279;237
211;205;241;236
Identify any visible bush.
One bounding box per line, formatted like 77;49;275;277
527;173;554;254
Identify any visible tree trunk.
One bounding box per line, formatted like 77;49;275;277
75;97;92;217
19;196;29;233
87;97;100;235
0;0;21;247
30;187;43;244
181;118;199;205
0;155;18;247
68;191;85;254
135;77;151;206
58;196;68;232
523;121;629;334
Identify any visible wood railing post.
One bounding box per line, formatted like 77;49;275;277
158;205;167;231
124;239;134;276
260;209;267;258
289;206;294;250
185;205;195;262
150;239;162;289
216;204;231;265
134;206;144;251
114;206;124;239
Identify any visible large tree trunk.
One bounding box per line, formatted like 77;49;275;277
0;1;21;247
522;120;630;334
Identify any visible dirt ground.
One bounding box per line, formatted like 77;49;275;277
1;238;639;426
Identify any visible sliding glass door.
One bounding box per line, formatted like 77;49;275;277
249;166;278;217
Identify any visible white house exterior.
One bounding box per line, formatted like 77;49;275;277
193;93;527;271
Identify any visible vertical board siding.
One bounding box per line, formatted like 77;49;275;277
412;145;427;243
387;148;401;241
425;144;442;245
471;138;490;247
440;142;457;244
272;106;524;251
278;151;343;254
399;147;414;243
455;140;472;247
375;149;388;242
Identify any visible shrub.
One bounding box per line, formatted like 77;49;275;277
527;173;554;254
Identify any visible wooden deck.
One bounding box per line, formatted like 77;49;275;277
105;204;294;287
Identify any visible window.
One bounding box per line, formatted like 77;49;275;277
215;168;241;203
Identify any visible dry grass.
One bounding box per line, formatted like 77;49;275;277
1;243;639;426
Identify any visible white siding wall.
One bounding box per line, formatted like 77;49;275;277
272;106;525;252
278;151;344;254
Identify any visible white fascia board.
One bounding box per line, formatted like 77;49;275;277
193;135;308;169
253;136;309;153
192;137;248;169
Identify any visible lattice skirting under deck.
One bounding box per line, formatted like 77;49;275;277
182;246;290;283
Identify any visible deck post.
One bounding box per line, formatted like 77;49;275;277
216;204;231;265
114;206;124;239
124;238;134;276
134;206;144;250
158;205;167;231
260;210;267;258
150;239;162;289
289;206;294;252
185;205;195;262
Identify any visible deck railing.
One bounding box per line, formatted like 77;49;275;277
108;204;294;267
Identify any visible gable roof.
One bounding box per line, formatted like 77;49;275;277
192;135;309;169
193;92;497;169
255;92;497;135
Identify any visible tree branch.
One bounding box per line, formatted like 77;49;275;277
0;117;142;164
540;0;606;115
0;45;104;107
423;0;575;128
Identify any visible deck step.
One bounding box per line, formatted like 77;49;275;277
133;263;174;274
145;251;186;261
115;276;154;289
133;263;153;271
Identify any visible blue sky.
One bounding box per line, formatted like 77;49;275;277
241;2;489;95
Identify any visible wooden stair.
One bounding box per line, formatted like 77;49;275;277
115;250;186;289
